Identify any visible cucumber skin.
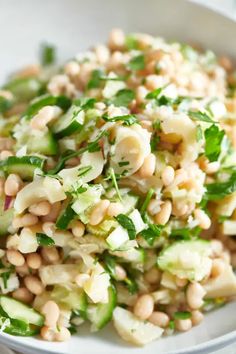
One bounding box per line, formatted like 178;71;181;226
27;131;58;156
0;156;44;180
56;202;76;230
2;318;40;337
53;120;83;138
0;296;44;327
24;94;71;120
90;285;117;331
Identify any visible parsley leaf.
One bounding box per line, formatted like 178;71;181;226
145;87;163;100
141;224;163;246
206;172;236;200
124;277;138;294
111;89;135;107
128;54;145;71
0;271;12;289
170;226;201;240
40;43;56;66
87;69;104;89
189;111;216;124
174;311;192;320
196;125;203;142
125;36;139;50
204;124;225;162
0;96;12;113
77;166;92;177
36;233;55;246
115;214;136;240
103;114;137;126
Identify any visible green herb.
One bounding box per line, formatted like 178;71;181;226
77;166;92;177
0;96;12;113
140;188;154;214
107;167;122;202
196;125;203;141
118;161;129;167
74;97;96;110
40;43;56;66
150;134;160;152
0;271;11;289
141;224;163;246
68;325;77;335
189;111;216;124
169;320;175;330
181;44;198;62
111;89;135;107
36;233;55;247
115;214;136;240
48;130;107;174
128;54;145;71
174;311;192;320
125;36;139;50
87;69;104;89
206;172;236;200
218;215;228;223
124;277;138;294
170;226;201;240
103;113;137;126
145;87;163;100
152;120;161;131
204;124;225;162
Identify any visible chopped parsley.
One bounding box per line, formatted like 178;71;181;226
103;113;138;126
204;124;225;162
189;111;216;124
115;214;136;240
87;69;104;89
111;89;135;107
140;224;163;246
174;311;192;320
146;87;163;100
196;125;203;142
36;233;55;247
0;271;12;289
128;54;145;71
0;96;12;113
170;226;201;240
40;43;56;66
206;172;236;200
118;161;130;167
125;36;139;50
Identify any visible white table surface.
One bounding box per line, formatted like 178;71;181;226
2;0;236;353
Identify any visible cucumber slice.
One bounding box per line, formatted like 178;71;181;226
88;286;117;331
2;318;39;336
122;193;139;214
51;285;87;317
24;94;71;120
0;156;44;180
86;218;118;237
52;105;85;137
27;130;58;155
56;200;75;230
0;198;14;236
0;296;44;326
157;240;212;281
4;77;42;103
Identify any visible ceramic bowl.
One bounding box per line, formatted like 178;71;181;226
0;0;236;353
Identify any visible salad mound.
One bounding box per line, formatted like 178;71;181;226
0;29;236;345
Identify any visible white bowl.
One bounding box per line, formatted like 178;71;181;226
0;0;236;353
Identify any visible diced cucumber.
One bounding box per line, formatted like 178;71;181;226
0;156;44;180
157;240;212;281
86;218;118;237
121;193;139;214
0;296;44;326
88;286;116;331
51;285;87;317
0;198;14;236
56;200;76;230
4;77;42;103
0;116;19;137
52;105;85;137
24;94;71;120
106;225;129;250
27;130;58;155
